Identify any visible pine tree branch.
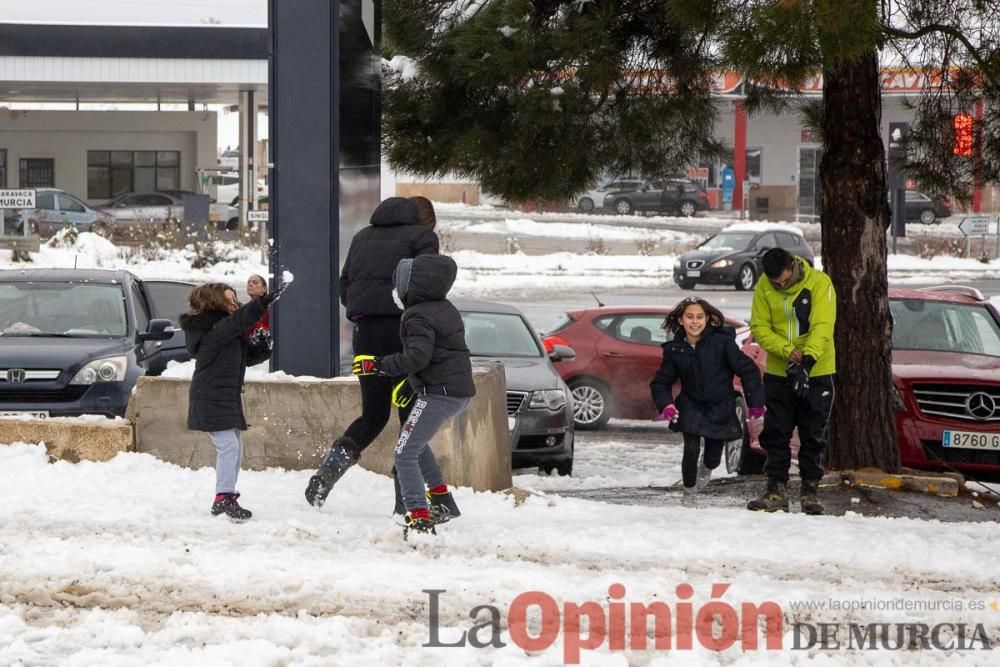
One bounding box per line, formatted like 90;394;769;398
882;22;1000;89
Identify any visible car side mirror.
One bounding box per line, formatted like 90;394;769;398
548;344;576;362
139;318;174;342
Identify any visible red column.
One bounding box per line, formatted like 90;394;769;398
973;98;984;213
733;101;747;210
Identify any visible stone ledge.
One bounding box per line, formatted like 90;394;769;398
840;468;961;497
0;419;132;462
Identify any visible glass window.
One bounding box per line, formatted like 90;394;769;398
615;316;668;345
755;232;778;250
546;313;575;334
134;151;156;167
131;284;150;333
746;148;762;183
35;192;56;210
592;315;615;331
777;232;803;248
87;150;179;198
143;281;193;325
19;159;54;188
0;282;127;337
700;232;755;251
57;195;86;213
890;299;1000;357
460;311;543;358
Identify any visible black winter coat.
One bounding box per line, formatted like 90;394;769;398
379;254;476;398
180;298;267;432
340;197;439;321
649;326;764;441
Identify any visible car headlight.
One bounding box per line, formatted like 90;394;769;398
711;258;734;268
70;356;128;384
891;385;906;412
674;258;682;268
529;389;568;410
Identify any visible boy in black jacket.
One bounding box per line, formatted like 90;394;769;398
352;254;475;534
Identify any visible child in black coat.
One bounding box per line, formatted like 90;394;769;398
649;297;765;506
179;282;280;521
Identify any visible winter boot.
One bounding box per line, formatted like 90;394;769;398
211;493;252;522
695;460;713;492
681;485;699;507
747;479;789;512
305;437;359;507
800;480;825;516
403;507;436;539
428;485;461;524
392;467;405;516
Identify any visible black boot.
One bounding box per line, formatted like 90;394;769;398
429;488;461;524
747;479;789;512
211;493;252;522
800;480;825;515
305;437;359;507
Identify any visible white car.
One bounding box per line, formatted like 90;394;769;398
574;178;644;212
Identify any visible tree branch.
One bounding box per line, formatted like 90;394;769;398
882;23;1000;89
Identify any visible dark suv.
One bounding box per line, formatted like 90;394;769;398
0;269;194;418
604;179;710;216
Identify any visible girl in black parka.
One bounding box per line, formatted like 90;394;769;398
650;297;765;506
179;282;279;521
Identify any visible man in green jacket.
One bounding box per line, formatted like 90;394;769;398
748;247;836;514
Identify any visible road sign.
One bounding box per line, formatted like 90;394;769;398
0;189;35;209
247;210;269;223
959;216;991;236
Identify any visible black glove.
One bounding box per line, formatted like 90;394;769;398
248;327;273;352
786;362;810;398
259;283;289;308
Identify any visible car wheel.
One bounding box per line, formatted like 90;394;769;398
578;197;595;212
613;198;633;215
734;263;756;291
677;278;696;290
678;200;697;217
725;396;767;475
919;209;936;224
569;378;612;430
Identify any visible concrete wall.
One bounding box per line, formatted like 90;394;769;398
0;419;132;462
128;361;512;492
0;110;217;204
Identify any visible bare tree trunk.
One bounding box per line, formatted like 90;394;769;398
820;52;900;471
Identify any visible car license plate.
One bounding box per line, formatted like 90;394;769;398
0;410;49;419
942;430;1000;450
687;270;701;277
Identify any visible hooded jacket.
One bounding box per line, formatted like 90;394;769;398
378;254;475;397
749;256;836;377
650;326;765;441
179;298;266;432
339;197;439;321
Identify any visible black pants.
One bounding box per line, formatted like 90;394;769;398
342;316;412;452
681;433;724;488
759;374;835;483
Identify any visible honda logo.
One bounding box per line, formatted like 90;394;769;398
966;392;998;420
6;369;26;383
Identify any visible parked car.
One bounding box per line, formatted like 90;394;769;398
456;299;576;475
0;269;194;418
11;189;117;238
904;191;953;224
574;178;644;212
542;306;746;430
98;191;185;233
673;224;815;291
217;149;240;170
604;179;710;217
732;286;1000;477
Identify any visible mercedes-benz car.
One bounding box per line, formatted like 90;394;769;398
0;269;193;418
456;299;576;475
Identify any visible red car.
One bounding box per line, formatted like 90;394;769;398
543;306;747;429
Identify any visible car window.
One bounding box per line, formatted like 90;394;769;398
0;282;127;337
614;316;668;346
755;232;778;250
58;195;86;213
890;299;1000;356
546;313;574;334
131;283;150;333
35;192;56;210
461;311;543;358
700;232;755;251
777;232;803;248
592;315;615;331
905;191;929;202
143;281;193;324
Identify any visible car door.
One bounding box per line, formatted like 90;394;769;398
141;279;194;375
593;314;668;417
56;193;96;229
659;182;682;212
630;182;661;210
752;232;778;272
26;191;58;235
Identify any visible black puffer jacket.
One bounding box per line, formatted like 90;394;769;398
180;298;266;432
649;326;764;441
378;254;475;398
339;197;439;321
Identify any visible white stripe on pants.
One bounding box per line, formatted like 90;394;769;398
208;428;244;494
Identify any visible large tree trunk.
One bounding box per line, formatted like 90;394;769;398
820;52;900;471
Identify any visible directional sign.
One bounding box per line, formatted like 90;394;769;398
0;189;35;209
959;216;991;236
247;211;269;223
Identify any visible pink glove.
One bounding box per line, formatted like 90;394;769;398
748;406;766;420
656;405;679;422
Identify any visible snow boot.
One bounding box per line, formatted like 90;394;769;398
403;507;436;539
681;485;699;507
211;493;252;522
428;485;461;524
305;437;359;507
800;480;825;515
747;479;789;512
695;460;713;492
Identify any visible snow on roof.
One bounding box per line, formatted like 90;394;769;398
722;222;805;236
